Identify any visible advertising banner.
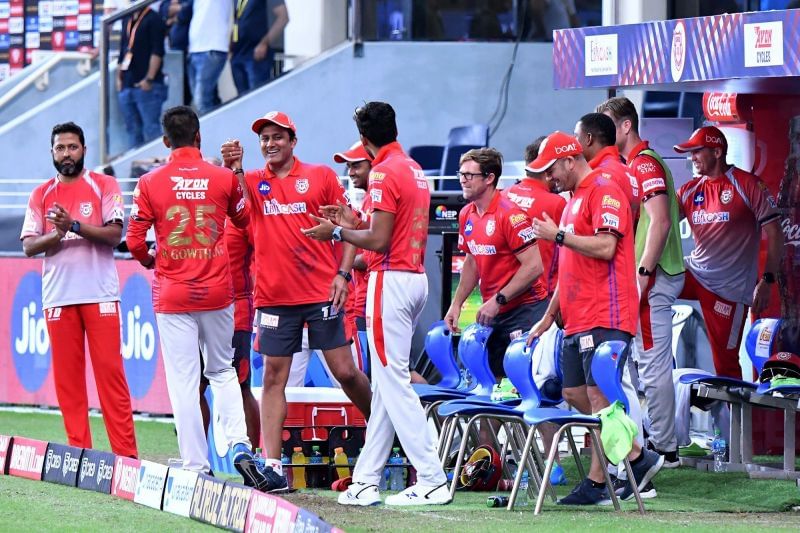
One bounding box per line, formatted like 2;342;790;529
77;449;115;493
7;436;47;480
41;442;82;486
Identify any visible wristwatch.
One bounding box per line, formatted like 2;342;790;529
495;293;508;305
555;230;565;246
638;266;652;277
70;220;81;234
337;270;353;282
332;226;344;242
762;272;776;284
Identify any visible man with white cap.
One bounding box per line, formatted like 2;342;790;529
674;126;783;378
527;131;663;505
220;112;372;492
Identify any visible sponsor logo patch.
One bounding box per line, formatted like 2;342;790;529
713;300;732;317
692;210;730;225
517;227;535;243
99;302;116;315
601;213;620;229
509;213;528;227
260;313;279;328
258;180;271;195
486;219;496;236
507;192;533;209
579;334;595;352
601;195;621;210
467;241;497;256
262;199;307;215
370;189;382;203
642;178;665;192
720;189;733;204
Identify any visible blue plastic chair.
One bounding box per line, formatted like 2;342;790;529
409;145;444;175
511;340;646;514
423;320;461;389
437;124;489;190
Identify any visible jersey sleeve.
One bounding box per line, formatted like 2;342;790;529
101;175;125;224
227;171;250;228
747;175;780;226
504;207;536;254
20;188;44;239
632;154;668;200
368;170;399;214
126;177;154;263
591;184;629;237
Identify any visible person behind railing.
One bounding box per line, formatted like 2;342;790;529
231;0;290;96
159;0;193;105
188;0;232;114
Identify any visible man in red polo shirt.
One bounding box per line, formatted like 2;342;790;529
674;126;783;378
528;131;663;505
303;101;449;506
220;111;372;491
503;137;567;298
445;148;546;379
126;106;266;488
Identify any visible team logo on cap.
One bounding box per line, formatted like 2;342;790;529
721;189;733;204
80;202;92;217
258;181;271;195
295;178;309;194
693;191;705;205
486;219;495;236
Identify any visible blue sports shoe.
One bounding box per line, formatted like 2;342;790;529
232;444;288;493
557;478;611;506
550;464;568;486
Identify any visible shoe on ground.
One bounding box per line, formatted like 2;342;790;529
385;482;452;506
550;464;568;486
639;481;657;499
232;444;266;489
557;478;611;506
337;482;381;506
647;442;680;468
618;449;664;501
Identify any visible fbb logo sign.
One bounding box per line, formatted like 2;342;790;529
10;272;51;392
120;274;158;399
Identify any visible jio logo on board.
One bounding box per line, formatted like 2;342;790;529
120;274;159;399
10;272;51;392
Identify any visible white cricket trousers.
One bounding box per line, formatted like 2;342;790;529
156;305;250;472
353;270;447;487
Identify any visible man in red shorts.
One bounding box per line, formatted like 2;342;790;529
528;131;663;505
674;126;783;378
21;122;137;458
220;111;372;491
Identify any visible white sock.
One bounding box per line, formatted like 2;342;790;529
266;458;282;475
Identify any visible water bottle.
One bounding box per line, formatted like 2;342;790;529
281;451;293;489
291;447;307;489
333;447;350;480
712;430;727;473
486;495;509;508
388;447;405;491
253;448;265;471
518;471;530;505
308;445;324;488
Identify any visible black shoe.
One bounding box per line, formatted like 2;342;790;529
647;442;680;468
557;478;611;506
232;446;268;489
619;450;664;501
256;466;290;494
639;481;657;499
610;474;626;495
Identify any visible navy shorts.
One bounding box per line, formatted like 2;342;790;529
487;299;548;378
256;301;349;356
560;327;631;388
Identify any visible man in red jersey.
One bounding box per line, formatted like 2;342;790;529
126;106;269;489
445;148;546;379
21;122;137;458
220;111;372;491
527;131;663;505
504;136;566;298
304;102;450;506
597;96;686;469
674;126;783;378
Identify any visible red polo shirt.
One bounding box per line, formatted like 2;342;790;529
588;145;640;215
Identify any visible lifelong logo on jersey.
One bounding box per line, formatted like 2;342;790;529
10;272;51;393
486;219;495;236
295;178;309;194
720;189;733;204
258;181;271;195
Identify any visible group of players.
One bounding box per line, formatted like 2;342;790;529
21;94;782;507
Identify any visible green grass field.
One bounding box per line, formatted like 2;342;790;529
2;410;800;532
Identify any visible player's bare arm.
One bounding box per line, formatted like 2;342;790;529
22;230;63;257
752;219;784;314
445;253;479;333
303;209;395;253
319;202;360;229
527;285;561;346
476;244;544;326
532;211;618;261
46;202;123;247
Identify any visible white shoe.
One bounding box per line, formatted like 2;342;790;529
384;483;452;506
337;482;381;506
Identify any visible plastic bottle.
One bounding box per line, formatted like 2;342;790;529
308;445;323;488
281;451;293;489
253;448;265;471
518;470;529;505
291;447;307;489
778;116;800;353
333;447;350;480
712;430;727;473
388;447;405;491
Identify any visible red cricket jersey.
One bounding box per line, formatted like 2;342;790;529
558;170;638;335
458;191;547;313
503;178;566;297
243;157;348;307
588;146;640;215
364;142;429;273
352;196;372;319
225;222;255;331
677;166;779;306
127;147;250;313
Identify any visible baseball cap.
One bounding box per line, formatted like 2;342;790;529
673;126;727;153
333;142;372;164
526;131;583;173
251;111;297;135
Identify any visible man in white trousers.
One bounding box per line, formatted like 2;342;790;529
303;101;450;506
126;106;273;490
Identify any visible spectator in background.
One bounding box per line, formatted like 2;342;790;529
231;0;289;95
188;0;232;114
525;0;578;41
159;0;193;105
117;5;168;149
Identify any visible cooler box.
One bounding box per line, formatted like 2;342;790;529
282;387;366;428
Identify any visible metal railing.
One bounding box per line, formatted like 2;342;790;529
99;0;161;166
0;52;93;110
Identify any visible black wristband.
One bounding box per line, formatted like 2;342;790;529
233;168;244;175
337;270;352;282
555;230;565;246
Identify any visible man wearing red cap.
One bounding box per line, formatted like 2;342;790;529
674;125;783;378
528;131;663;505
220;111;373;492
596;96;685;468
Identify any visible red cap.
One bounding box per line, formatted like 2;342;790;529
251;111;297;135
333;142;372;164
526;131;583;173
673;126;727;153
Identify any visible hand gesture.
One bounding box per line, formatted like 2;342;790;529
532;212;560;242
46;203;73;234
221;139;244;170
319;201;359;229
444;304;462;333
301;215;336;241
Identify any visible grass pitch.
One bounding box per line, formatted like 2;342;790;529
2;410;800;532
